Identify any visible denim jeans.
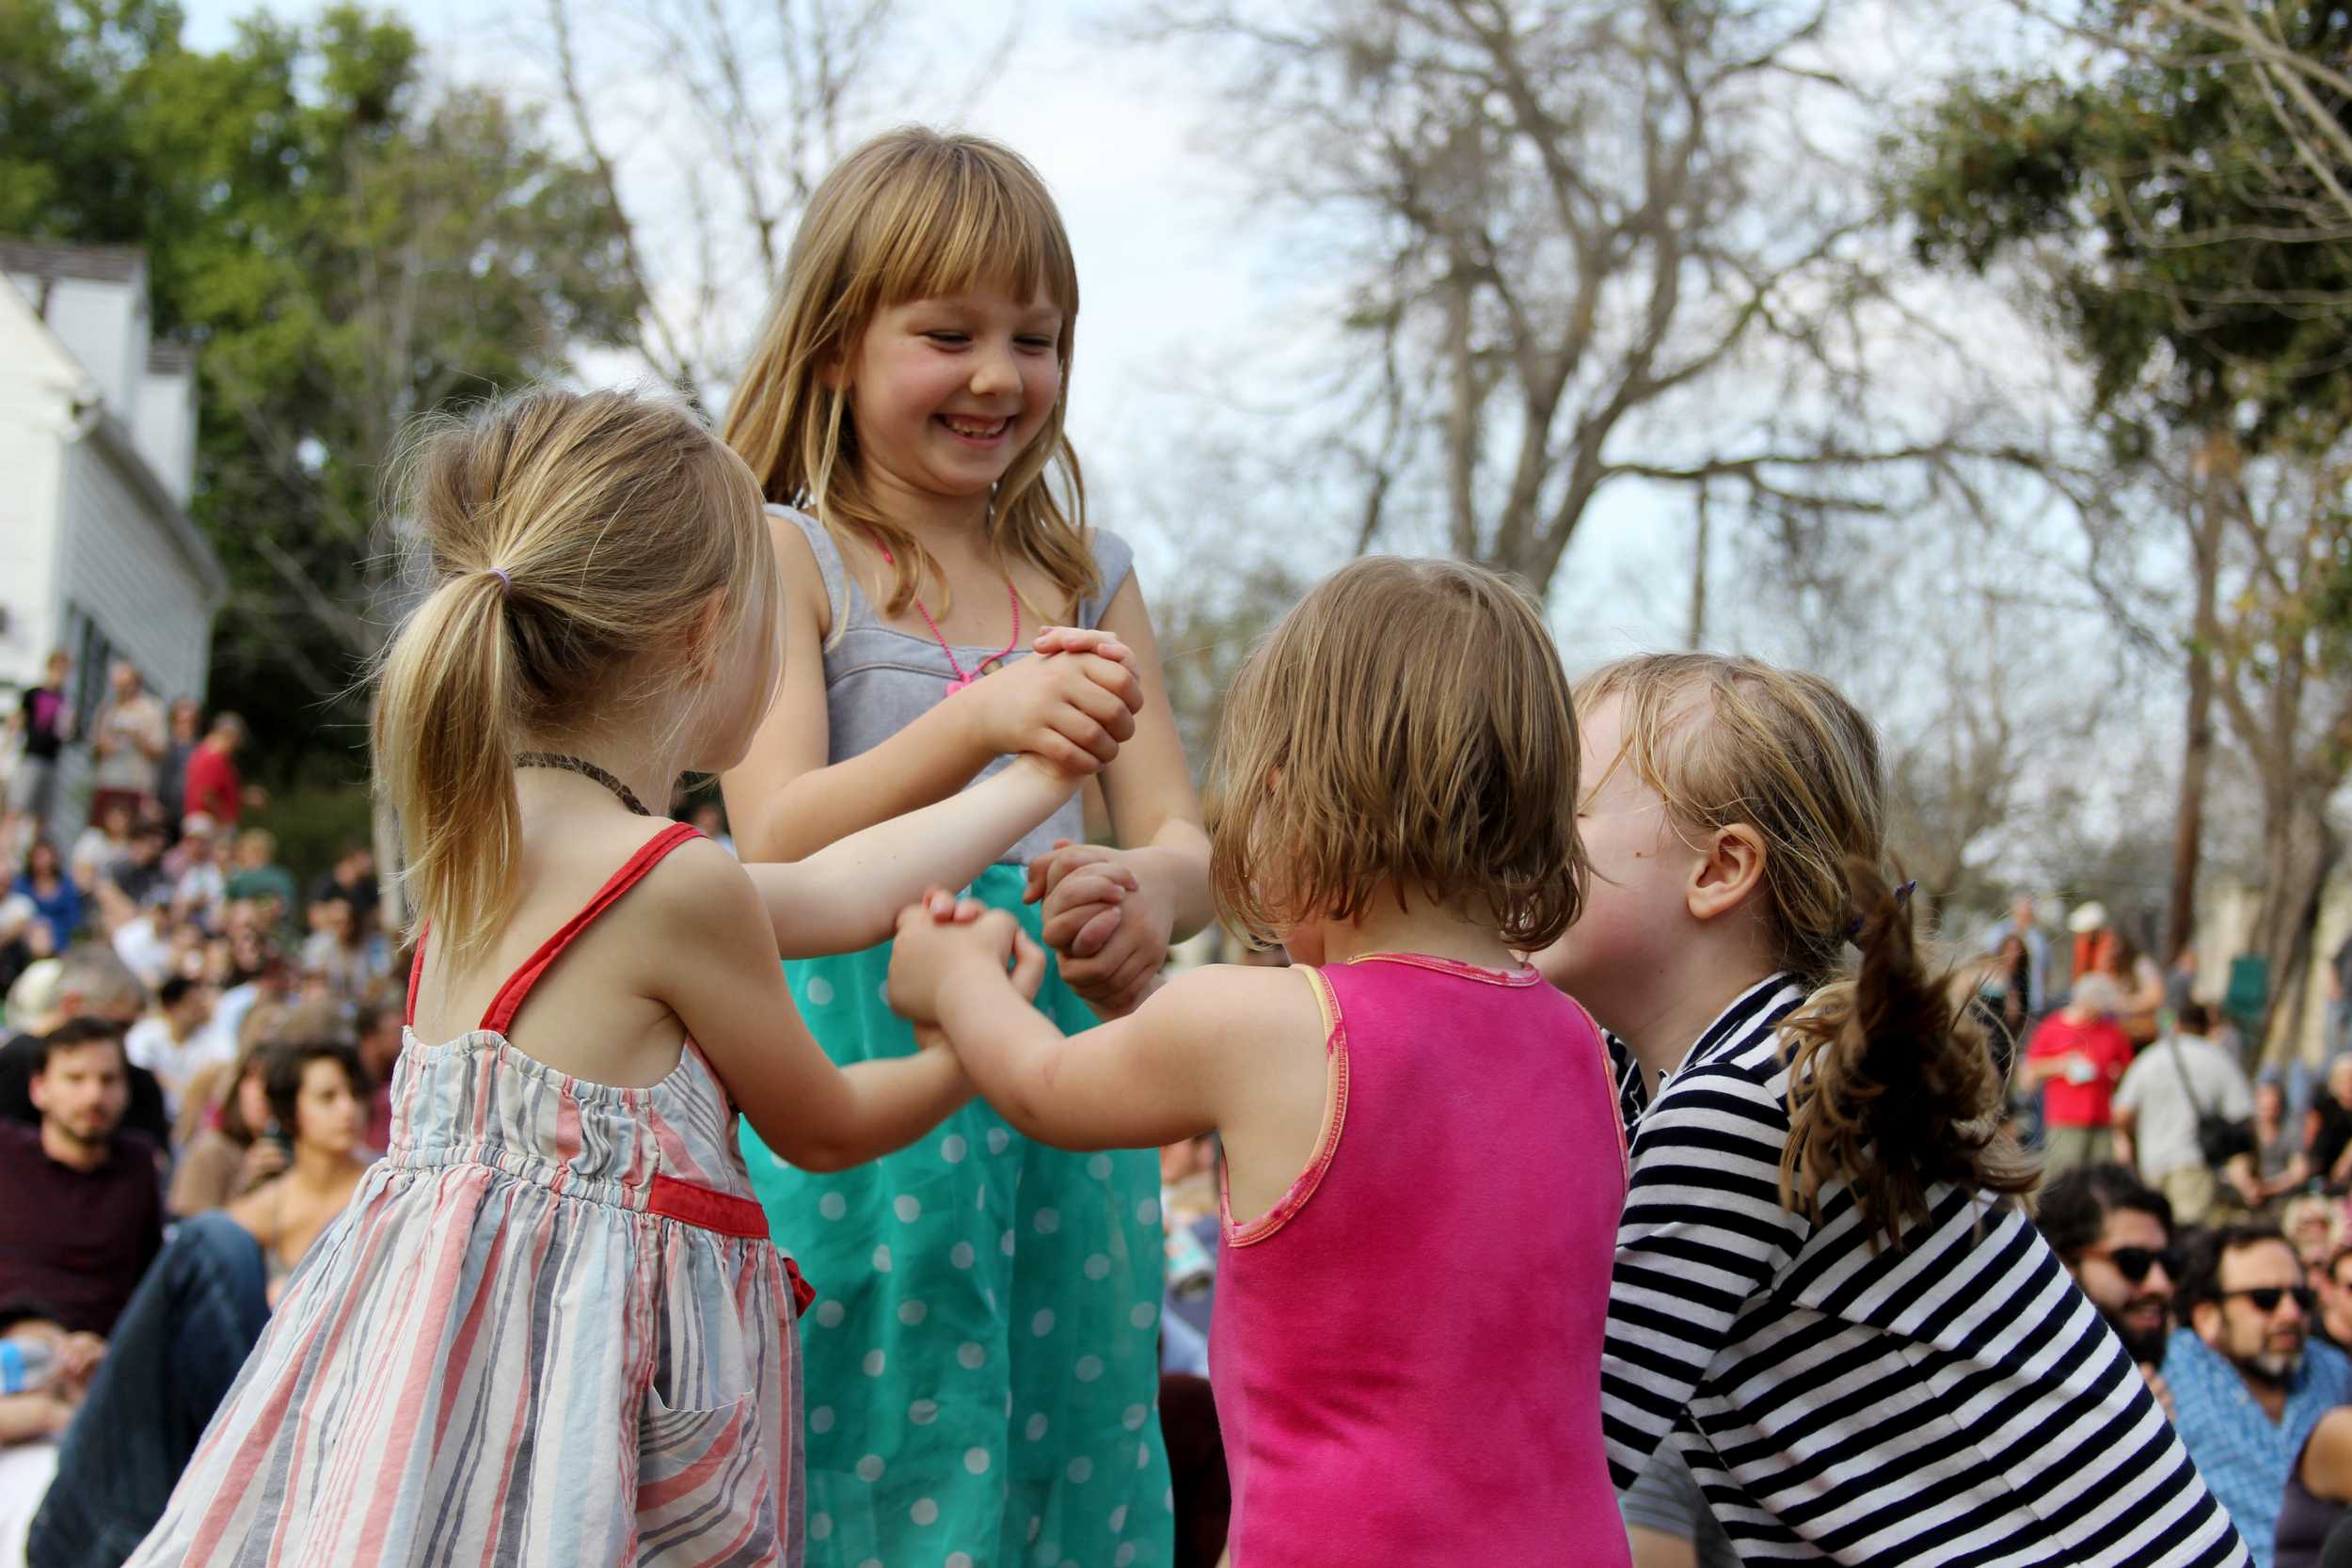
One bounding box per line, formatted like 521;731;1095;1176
27;1212;269;1568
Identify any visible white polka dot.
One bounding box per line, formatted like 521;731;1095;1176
815;1300;844;1328
1025;1413;1049;1441
894;1195;922;1223
976;1185;987;1212
1114;1547;1136;1567
805;976;835;1006
911;1497;940;1526
1130;1302;1157;1329
1136;1198;1159;1226
863;1349;886;1377
1026;1514;1042;1543
1122;1403;1149;1431
948;1555;975;1568
1164;1486;1173;1512
809;1512;833;1542
1109;1504;1128;1532
950;1241;976;1269
942;1133;967;1164
1088;1153;1113;1180
964;1447;992;1475
1137;1441;1150;1468
809;1405;834;1433
1031;1308;1056;1337
909;1399;939;1426
1034;1544;1058;1566
1032;1207;1060;1234
818;1193;847;1221
984;1287;997;1311
898;1300;928;1325
1083;1253;1111;1280
1074;1354;1104;1383
856;1560;881;1568
1000;1229;1016;1257
872;1244;893;1273
770;1150;792;1169
958;1341;986;1370
987;1128;1010;1155
1066;1457;1093;1484
877;980;891;1006
855;1453;884;1481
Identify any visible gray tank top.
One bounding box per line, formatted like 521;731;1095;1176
776;505;1134;868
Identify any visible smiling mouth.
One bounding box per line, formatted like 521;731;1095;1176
939;415;1011;441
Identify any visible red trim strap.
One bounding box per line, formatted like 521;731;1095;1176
480;821;704;1037
644;1175;818;1314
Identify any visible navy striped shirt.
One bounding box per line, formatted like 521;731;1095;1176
1603;975;2249;1565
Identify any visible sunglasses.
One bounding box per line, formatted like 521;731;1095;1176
2085;1246;2185;1285
2221;1285;2317;1315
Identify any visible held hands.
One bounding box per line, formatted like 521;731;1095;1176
1023;839;1169;1019
959;627;1142;780
886;891;1048;1035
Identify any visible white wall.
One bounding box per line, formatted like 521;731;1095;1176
57;438;216;702
0;296;71;692
19;272;145;421
133;366;198;507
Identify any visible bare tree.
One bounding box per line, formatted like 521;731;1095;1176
1127;0;1965;595
533;0;1014;403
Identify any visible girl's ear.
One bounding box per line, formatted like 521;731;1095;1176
1687;824;1767;924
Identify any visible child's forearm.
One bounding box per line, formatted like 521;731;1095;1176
1121;831;1214;942
748;757;1074;957
936;969;1073;1138
733;700;996;863
812;1051;974;1170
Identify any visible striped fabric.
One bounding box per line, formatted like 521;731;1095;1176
129;828;804;1566
1603;975;2249;1567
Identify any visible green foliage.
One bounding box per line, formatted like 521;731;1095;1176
0;1;643;775
1897;1;2352;444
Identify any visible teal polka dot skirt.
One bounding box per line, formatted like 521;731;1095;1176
743;865;1173;1568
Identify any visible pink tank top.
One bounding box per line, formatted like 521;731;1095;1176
1209;954;1630;1567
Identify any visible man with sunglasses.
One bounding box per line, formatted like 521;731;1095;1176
2041;1164;2180;1371
2169;1224;2352;1567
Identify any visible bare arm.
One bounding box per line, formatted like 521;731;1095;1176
654;840;970;1171
746;755;1076;957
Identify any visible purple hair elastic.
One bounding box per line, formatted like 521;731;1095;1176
490;567;512;597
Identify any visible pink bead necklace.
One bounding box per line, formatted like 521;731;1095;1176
872;538;1020;695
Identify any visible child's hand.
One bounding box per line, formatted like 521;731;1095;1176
959;635;1142;778
1023;839;1135;958
887;899;1023;1024
1025;841;1168;1019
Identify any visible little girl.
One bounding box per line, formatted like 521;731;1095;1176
720;128;1211;1567
887;557;1632;1568
125;388;1130;1565
1539;653;2249;1566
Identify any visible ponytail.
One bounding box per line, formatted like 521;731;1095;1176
1778;862;2039;1250
373;569;522;962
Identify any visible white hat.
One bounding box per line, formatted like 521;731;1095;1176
2068;901;2109;935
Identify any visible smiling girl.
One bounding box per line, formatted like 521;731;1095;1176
721;129;1209;1568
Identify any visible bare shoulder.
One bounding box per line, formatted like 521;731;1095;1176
1138;963;1324;1047
635;833;763;937
767;508;833;638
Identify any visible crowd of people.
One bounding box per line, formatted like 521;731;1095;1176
0;661;405;1565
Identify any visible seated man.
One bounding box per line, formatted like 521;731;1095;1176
2169;1223;2352;1567
0;1021;163;1338
2039;1163;2179;1375
0;945;167;1148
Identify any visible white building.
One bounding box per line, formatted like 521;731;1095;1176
0;239;227;839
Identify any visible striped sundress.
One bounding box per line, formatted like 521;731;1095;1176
127;822;815;1566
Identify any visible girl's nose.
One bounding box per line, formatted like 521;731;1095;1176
969;345;1021;398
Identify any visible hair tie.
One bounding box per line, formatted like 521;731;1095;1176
1847;880;1919;939
489;567;512;599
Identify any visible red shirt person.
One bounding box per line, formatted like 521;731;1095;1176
180;713;256;832
2025;972;2137;1178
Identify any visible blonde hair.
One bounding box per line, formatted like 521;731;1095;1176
372;388;777;962
722;126;1095;623
1579;653;2035;1248
1206;557;1585;949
